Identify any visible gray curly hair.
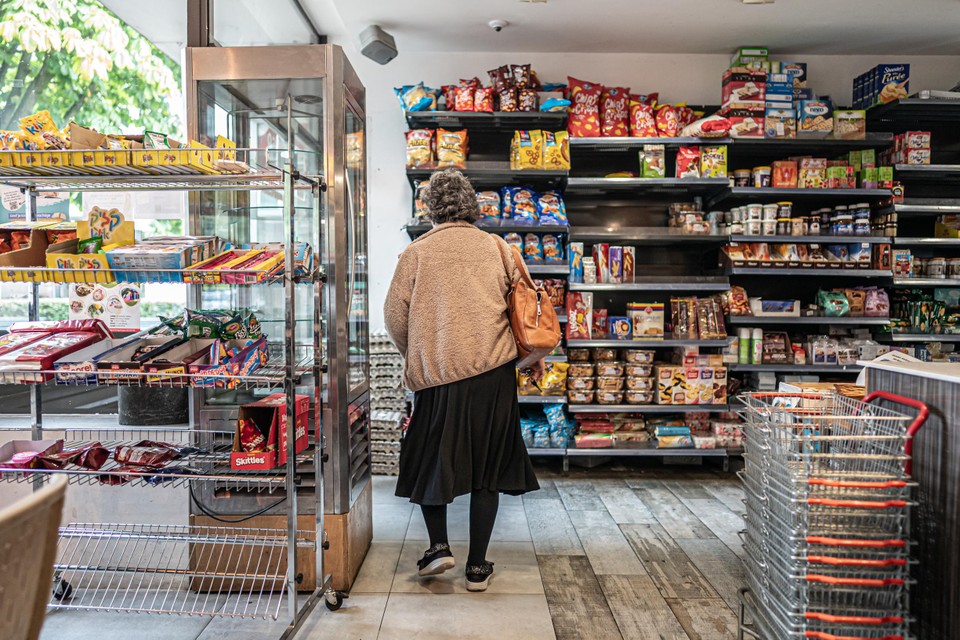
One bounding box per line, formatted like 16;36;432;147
424;169;480;224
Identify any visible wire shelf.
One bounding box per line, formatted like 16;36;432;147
0;343;315;389
0;428;310;490
0;148;322;192
0;265;321;286
50;522;314;618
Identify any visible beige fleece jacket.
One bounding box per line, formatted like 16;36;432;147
384;221;531;391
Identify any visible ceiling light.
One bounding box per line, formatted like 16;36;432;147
741;0;774;3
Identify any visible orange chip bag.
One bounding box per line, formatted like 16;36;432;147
568;77;602;137
629;102;657;137
600;87;630;137
454;85;475;112
405;129;434;168
655;104;678;137
436;128;468;167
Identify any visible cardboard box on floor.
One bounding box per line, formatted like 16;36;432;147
230;393;310;470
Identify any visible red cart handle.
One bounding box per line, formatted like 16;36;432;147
863;390;929;476
807;555;907;567
806;574;905;587
804;612;904;625
805;632;903;640
808;478;908;489
807;498;908;509
806;536;905;548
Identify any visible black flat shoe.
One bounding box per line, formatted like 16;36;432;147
417;542;455;577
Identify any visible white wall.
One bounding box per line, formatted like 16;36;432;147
335;47;960;332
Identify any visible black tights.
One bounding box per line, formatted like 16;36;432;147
420;489;500;565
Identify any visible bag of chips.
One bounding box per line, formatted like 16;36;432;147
512;64;533;87
629;101;658;137
474;86;495;113
655;104;679;137
454;85;475;112
541;98;571;113
503;232;523;253
502;187;539;225
539;362;569;395
413;181;429;219
499;87;518;112
435;128;468;167
818;289;850;317
542;131;570;170
518;87;539;112
394;84;436;112
680;115;733;138
865;288;891;317
567;77;602;137
405;129;434;168
476;191;501;226
524;233;544;263
441;85;457;110
600;87;630;137
676;146;701;178
488;66;513;93
513;130;543;170
537;190;567;225
542;234;565;263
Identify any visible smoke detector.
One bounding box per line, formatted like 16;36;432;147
488;20;508;32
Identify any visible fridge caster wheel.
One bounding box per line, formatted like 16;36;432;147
52;577;73;601
324;589;347;611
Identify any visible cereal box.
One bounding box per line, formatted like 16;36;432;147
629;302;665;339
700;145;728;178
798;100;834;137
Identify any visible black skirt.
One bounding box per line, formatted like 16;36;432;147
395;360;540;505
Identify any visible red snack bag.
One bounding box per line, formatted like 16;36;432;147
499;87;518;112
239;418;267;453
487;67;510;92
442;85;457;110
518;87;538;112
600;87;630;137
475;87;495;113
567;77;602;137
454;85;476;112
676;106;696;129
0;237;10;253
566;291;593;340
629;102;658;137
511;64;532;87
655;104;678;137
676;146;701;178
10;231;30;251
113;443;179;468
632;92;659;106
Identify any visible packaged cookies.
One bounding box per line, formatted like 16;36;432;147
596;390;624;405
626;377;654;391
595;361;625;377
623;350;655;364
567;376;596;390
592;348;618;362
625;364;653;377
568;362;595;377
567;389;595;404
568;348;591;362
700;145;728;178
596;376;624;391
626;390;653;405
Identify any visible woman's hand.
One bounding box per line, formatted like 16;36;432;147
529;359;546;379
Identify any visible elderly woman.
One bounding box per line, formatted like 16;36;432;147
384;169;540;592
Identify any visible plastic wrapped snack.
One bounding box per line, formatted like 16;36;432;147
474;86;495;113
395;84;437;112
518;87;539;112
542;132;571;170
626;390;654;405
595;361;625;377
567;376;596;391
818;289;850;317
513;130;543;170
625;364;653;377
655;104;679;137
542;234;565;263
503;232;523;253
568;362;595;377
476;191;501;226
567;389;595;404
596;390;625;405
601;87;630;137
436;128;468;167
498;87;518;112
502;187;539;225
537;190;568;225
568;77;602;137
629;101;658;137
568;348;591;362
596;376;625;391
623;350;655;364
625;376;654;391
539;362;569;395
405;129;434;168
592;348;618;362
566;292;593;340
524;233;544;263
517;369;540;396
700;145;728;178
680;115;732;138
676;146;701;179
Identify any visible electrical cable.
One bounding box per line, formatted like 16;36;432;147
189;483;287;523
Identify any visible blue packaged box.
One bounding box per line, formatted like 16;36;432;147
793;88;814;103
874;64;909;105
781;62;808;87
798;100;834;137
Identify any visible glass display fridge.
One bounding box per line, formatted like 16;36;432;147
184;44;371;589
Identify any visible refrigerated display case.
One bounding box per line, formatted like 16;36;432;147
184;44;371;588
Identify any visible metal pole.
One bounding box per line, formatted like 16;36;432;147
25;189;43;490
313;182;325;602
283;96;299;626
186;0;215;48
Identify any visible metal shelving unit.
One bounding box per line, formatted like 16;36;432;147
726;267;892;277
728;364;863;374
405;110;567;132
893;237;960;246
571;227;727;244
566;176;729;196
568;277;730;292
403;221;570;239
567;339;732;348
892;278;960;287
726;316;891;326
876;333;960;343
566;404;730;414
517;396;567;404
406;163;567;190
729;234;892;244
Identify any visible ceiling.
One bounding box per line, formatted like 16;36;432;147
104;0;960;58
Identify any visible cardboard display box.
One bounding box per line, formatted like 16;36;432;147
230;393;311;471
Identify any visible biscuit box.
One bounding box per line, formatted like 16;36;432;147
720;108;764;138
798;100;834;137
231;393;310;471
764;108;796;139
721;69;766;108
874;64;909;105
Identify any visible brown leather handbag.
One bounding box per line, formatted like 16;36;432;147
496;239;562;368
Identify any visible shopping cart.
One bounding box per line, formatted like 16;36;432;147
736;390;928;640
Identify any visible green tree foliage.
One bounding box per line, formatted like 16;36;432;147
0;0;180;135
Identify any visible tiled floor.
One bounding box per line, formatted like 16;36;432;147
39;465;748;640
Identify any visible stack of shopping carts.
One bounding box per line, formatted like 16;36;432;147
738;391;928;640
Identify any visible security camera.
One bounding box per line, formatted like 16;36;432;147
488;20;508;32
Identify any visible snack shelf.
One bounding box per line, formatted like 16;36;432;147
728;364;863;374
0;344;314;389
405;110;567;131
875;333;960;343
726;315;891;326
714;187;892;206
893;237;960;246
518;396;567;404
565;177;729;196
894;200;960;216
403;221;570;239
728;133;894;155
566;339;732;348
568;277;730;292
566;443;740;458
0;437;306;490
729;234;892;244
0;265;321;286
894;164;960;182
725;267;892;277
544;355;568;362
406;164;567;190
566;404;730;414
527;263;570;275
570;227;727;244
892;277;960;287
525;447;567;457
568;136;734;151
866;96;960;125
49;522;314;619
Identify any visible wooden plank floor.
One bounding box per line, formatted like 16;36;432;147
531;467;747;640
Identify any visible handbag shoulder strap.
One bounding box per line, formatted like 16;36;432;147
492;235;517;286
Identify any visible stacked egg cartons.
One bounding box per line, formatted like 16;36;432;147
565;348;656;405
370;332;408;476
